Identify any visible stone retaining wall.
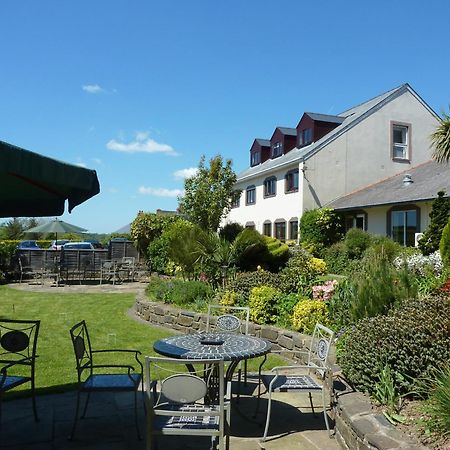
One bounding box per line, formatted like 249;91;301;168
134;295;428;450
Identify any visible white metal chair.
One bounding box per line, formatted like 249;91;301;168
145;356;231;450
257;323;335;442
205;305;250;395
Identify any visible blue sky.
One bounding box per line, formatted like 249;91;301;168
1;0;449;233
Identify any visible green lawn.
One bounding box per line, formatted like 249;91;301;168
1;285;280;397
0;285;174;396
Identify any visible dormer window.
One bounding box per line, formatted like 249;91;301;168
272;142;283;158
251;151;261;166
299;128;312;146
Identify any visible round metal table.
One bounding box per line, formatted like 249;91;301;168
153;332;272;381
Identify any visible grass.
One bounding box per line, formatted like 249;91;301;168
0;285;281;397
0;285;174;396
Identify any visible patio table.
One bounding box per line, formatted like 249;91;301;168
153;332;272;382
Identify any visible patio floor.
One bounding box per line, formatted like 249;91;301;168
1;381;339;450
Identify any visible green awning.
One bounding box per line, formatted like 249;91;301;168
0;140;100;217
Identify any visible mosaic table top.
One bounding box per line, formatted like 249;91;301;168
153;332;272;361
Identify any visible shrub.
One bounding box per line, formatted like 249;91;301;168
279;249;322;294
275;292;301;328
291;299;329;334
164;279;213;310
146;276;173;302
217;290;239;306
219;222;243;243
233;228;270;271
393;251;443;277
344;228;372;259
348;252;417;322
227;269;280;305
263;236;290;271
299;208;344;255
339;295;450;396
328;278;354;329
440;217;450;267
418;191;450;256
324;242;351;275
248;285;280;324
368;236;407;262
420;365;450;438
312;279;338;302
147;234;171;274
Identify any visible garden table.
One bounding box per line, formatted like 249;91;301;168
153;332;272;382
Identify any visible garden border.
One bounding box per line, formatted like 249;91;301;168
134;294;429;450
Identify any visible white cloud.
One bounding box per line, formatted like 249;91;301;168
82;84;104;94
138;186;184;198
92;158;102;165
173;167;198;180
106;132;178;156
75;162;87;168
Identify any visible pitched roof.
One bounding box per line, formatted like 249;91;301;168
254;138;271;147
326;160;450;210
276;127;297;136
236;83;436;182
304;112;345;124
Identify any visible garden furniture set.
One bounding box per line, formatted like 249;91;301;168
0;312;335;449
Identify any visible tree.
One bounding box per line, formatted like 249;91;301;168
418;191;450;255
431;111;450;163
1;218;26;240
178;155;240;232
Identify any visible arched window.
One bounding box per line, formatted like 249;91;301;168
246;185;256;205
263;177;277;198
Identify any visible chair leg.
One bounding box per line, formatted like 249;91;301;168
69;390;82;440
31;379;39;421
134;389;142;440
261;388;273;442
81;391;91;418
309;392;317;417
322;388;333;437
244;360;248;386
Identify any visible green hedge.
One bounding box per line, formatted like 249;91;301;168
339;295;450;395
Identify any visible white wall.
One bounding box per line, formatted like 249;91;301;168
225;163;301;235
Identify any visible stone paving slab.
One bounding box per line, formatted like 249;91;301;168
1;387;339;450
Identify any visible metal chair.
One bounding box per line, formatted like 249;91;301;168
0;320;40;423
99;260;120;285
145;356;231;450
257;323;335;442
68;320;143;440
206;305;250;396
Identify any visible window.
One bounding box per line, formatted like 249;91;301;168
289;219;298;240
344;213;366;232
251;151;261;166
245;222;255;230
275;220;286;242
299;128;312;146
392;124;409;160
246;185;256;205
390;207;419;246
231;192;240;208
285;169;299;193
263;221;272;237
272;142;283;158
264;177;277;197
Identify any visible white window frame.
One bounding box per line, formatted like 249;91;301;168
392;123;410;160
272;142;283;158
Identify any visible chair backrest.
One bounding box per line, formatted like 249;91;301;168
121;256;135;266
0;319;40;367
69;321;93;380
145;356;225;409
306;323;334;371
206;304;250;335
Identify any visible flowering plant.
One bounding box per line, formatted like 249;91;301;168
312;279;338;301
393;251;443;276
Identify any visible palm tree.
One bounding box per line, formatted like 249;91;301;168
431;111;450;163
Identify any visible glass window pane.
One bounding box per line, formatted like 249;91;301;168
391;211;405;245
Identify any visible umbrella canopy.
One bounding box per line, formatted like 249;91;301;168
0;140;100;217
25;218;87;235
25;218;88;246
